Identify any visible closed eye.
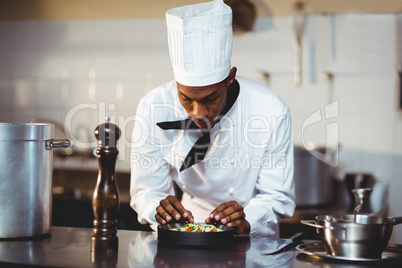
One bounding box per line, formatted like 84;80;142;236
180;93;217;103
204;97;217;102
181;95;192;102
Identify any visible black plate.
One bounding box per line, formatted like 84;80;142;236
157;222;235;248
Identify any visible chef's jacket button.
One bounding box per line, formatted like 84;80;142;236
230;159;234;165
229;187;234;195
182;184;186;189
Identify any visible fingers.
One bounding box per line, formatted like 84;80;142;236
208;201;243;223
156;197;249;234
155;195;194;224
227;219;251;235
205;200;250;235
222;211;246;225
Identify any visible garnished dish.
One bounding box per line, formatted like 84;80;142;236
170;223;223;232
158;222;234;248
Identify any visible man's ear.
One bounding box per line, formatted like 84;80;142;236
226;67;237;86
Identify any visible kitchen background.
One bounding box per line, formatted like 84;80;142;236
0;0;402;241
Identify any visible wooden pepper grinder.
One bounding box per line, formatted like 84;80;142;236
91;119;121;252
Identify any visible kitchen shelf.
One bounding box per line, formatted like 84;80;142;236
1;0;401;20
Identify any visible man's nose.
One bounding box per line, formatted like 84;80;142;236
192;102;208;119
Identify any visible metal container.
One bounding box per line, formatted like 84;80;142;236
301;214;402;259
0;123;70;239
344;173;375;209
293;146;332;206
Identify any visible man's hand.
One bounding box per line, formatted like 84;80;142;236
205;200;250;235
155;195;194;224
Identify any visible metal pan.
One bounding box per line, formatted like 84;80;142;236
301;214;402;259
157;222;235;248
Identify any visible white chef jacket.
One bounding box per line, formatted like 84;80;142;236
130;76;295;238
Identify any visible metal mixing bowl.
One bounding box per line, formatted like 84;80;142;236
301;214;402;259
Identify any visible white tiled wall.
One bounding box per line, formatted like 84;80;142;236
0;14;401;241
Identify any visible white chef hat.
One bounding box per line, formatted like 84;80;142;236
166;0;233;87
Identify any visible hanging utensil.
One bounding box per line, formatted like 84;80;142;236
399;70;402;109
326;71;334;104
330;14;336;62
293;1;306;86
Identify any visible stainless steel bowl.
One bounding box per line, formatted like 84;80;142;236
301;214;402;259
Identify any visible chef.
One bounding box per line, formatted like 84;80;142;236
130;0;295;237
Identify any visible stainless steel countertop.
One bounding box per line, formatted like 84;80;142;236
0;226;401;267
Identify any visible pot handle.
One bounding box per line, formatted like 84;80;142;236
301;220;327;229
45;139;71;150
301;220;343;231
392;217;402;226
301;220;348;239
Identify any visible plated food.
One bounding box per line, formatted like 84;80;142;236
158;222;234;248
170;223;223;232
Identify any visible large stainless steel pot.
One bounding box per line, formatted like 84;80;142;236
0;123;70;239
302;214;402;259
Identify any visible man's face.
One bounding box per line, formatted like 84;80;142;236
176;67;237;129
177;80;227;129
